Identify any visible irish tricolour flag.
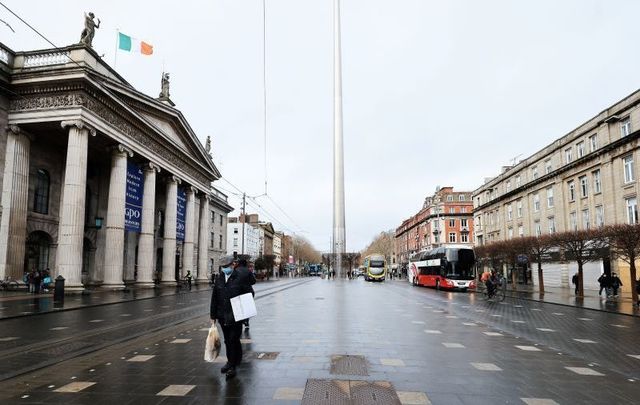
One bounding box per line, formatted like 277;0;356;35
118;32;153;55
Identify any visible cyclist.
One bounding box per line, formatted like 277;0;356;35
481;269;497;298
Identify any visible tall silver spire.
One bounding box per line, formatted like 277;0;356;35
332;0;346;277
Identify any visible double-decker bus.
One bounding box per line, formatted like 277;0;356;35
409;245;476;291
362;254;386;282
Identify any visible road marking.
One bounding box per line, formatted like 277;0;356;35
273;387;305;400
521;399;560;405
627;355;640;360
53;382;96;393
536;328;556;332
0;337;19;342
127;355;155;362
514;305;523;308
611;324;628;328
511;320;526;324
120;314;132;317
50;327;68;331
578;317;593;321
516;345;542;352
170;339;191;344
381;358;405;367
573;339;597;344
565;367;604;376
396;391;430;404
446;315;458;319
89;319;104;323
442;342;465;348
552;312;564;316
531;308;542;311
432;310;444;313
462;322;477;326
491;314;502;317
483;332;503;336
471;362;502;371
411;321;425;324
156;385;195;396
424;330;442;334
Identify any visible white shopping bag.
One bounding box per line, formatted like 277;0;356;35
204;322;221;362
230;292;257;321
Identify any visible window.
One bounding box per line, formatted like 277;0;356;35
460;233;468;243
210;210;215;222
569;212;577;231
595;206;604;227
593;170;601;194
515;175;521;188
506;180;511;192
449;207;455;214
582;209;590;230
447;195;453;201
508;227;513;239
233;227;238;234
461;219;468;228
579;175;588;198
448;232;456;243
219;234;223;249
517;200;523;218
433;220;440;230
33;169;50;214
568;181;575;202
534;220;541;237
461;207;467;213
626;197;638;224
532;166;539;179
623;155;635;183
507;204;513;220
545;159;552;174
434;233;439;244
565;148;573;164
548;216;556;234
533;193;540;212
577;141;585;158
518;225;524;237
233;237;238;247
621;117;632;137
219;214;223;226
589;134;598;152
546;187;554;208
211;232;215;248
459;195;465;201
449;219;455;227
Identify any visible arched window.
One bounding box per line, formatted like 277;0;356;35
33;169;50;214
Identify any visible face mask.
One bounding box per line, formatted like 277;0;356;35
222;267;233;276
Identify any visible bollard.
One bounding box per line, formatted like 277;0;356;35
53;275;65;302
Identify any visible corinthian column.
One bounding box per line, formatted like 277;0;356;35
102;145;133;289
136;163;160;287
0;125;31;281
56;120;95;291
182;187;196;277
162;176;180;284
197;194;210;284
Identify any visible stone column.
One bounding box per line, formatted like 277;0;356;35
197;194;210;284
162;176;180;284
136;163;160;287
182;187;196;277
56;120;95;291
0;125;31;281
102;145;132;289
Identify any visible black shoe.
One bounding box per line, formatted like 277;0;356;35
225;367;236;379
220;363;232;374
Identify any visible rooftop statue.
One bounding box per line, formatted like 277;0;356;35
205;136;211;153
160;73;170;99
79;12;100;47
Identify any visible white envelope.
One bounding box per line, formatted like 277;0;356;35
230;292;257;321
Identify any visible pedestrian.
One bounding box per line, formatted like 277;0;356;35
185;270;193;290
33;269;41;294
597;273;610;298
635;279;640;306
611;273;623;297
27;268;35;293
210;255;256;379
571;272;579;295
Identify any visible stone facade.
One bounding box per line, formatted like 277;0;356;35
0;43;232;289
473;88;640;294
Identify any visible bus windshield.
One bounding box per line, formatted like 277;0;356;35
444;248;475;280
370;260;385;268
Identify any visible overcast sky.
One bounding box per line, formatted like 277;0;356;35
3;1;640;252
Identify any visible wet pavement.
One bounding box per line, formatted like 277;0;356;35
0;277;639;404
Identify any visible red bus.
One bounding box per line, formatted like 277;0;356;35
409;246;476;291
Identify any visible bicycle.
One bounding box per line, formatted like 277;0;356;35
0;277;20;291
481;277;506;302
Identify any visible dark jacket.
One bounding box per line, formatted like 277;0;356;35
210;267;256;325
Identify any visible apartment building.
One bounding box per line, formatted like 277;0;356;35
473;89;640;292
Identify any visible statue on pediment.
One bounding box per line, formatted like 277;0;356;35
160;73;170;99
205;136;211;153
79;12;100;47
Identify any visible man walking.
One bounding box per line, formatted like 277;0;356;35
571;272;579;295
210;255;256;379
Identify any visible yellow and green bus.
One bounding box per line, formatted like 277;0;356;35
362;254;386;282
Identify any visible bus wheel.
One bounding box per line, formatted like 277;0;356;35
435;280;440;290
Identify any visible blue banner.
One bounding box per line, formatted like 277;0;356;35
176;187;186;241
125;162;144;232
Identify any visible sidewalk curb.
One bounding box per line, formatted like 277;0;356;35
501;291;639;318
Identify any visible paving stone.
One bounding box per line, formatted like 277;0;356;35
396;390;431;404
381;358;405;367
156;384;195;396
483;332;503;336
521;399;560;405
424;330;442;334
565;367;605;376
53;382;96;393
169;339;191;344
273;387;305;400
127;355;156;362
442;343;465;348
516;345;542;352
573;339;597;344
470;362;502;371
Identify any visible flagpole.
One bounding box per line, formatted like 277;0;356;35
114;28;119;69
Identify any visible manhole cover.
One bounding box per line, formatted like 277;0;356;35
247;351;279;360
351;381;401;405
330;355;368;376
301;379;350;405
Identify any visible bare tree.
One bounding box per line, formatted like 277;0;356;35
362;230;395;263
605;224;640;305
521;234;555;294
551;228;607;297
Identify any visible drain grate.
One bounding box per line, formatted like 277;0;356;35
350;380;401;405
301;379;401;405
301;379;350;405
330;355;368;376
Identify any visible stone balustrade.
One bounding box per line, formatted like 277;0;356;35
24;51;70;68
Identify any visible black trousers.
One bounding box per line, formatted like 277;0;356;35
221;321;243;366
